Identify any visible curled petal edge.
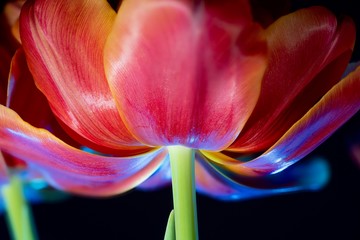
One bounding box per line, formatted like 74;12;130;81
203;66;360;175
195;154;330;201
0;105;167;196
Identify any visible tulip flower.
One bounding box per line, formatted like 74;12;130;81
1;0;360;239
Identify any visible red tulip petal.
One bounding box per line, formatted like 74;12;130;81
220;66;360;175
20;0;143;150
7;48;85;151
0;105;167;196
7;48;51;127
231;7;356;152
105;0;267;150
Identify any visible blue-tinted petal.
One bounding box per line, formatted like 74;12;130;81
196;155;330;201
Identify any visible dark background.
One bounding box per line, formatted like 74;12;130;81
1;1;360;239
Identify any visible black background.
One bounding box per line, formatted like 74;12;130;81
1;1;360;239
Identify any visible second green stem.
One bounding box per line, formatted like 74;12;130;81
1;176;37;240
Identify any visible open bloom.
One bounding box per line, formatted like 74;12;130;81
0;0;359;199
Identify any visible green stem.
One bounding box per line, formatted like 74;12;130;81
164;210;175;240
168;146;198;240
1;176;37;240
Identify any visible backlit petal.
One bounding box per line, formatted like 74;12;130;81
7;48;84;155
20;0;144;151
105;0;266;150
0;105;167;196
202;65;360;175
137;154;171;190
242;66;360;174
231;7;355;152
196;154;329;200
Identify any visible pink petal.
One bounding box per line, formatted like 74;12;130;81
0;105;167;196
226;66;360;175
104;0;267;150
7;48;84;150
20;0;144;151
231;7;356;152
